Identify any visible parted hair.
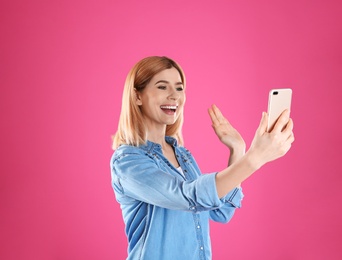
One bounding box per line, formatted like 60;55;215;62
112;56;186;150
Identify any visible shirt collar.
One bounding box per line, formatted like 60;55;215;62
139;136;178;153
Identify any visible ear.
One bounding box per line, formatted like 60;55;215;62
134;88;143;106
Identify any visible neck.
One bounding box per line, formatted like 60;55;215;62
146;126;167;146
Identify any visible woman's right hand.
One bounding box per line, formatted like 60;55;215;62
246;110;295;169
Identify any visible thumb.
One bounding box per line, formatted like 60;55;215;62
257;112;268;135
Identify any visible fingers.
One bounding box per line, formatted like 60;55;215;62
212;104;224;121
272;109;290;133
283;118;293;133
257;112;268;135
208;106;219;126
209;104;223;122
208;104;230;126
272;111;294;146
283;118;295;143
273;118;295;155
287;132;295;143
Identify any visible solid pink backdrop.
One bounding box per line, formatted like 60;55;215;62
1;0;341;259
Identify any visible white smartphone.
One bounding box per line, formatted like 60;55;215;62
267;88;292;132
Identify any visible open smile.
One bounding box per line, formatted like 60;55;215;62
160;105;178;114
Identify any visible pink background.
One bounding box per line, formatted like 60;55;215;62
1;0;342;259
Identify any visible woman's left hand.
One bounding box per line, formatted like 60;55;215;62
208;104;246;151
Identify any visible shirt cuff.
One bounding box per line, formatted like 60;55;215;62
220;187;244;208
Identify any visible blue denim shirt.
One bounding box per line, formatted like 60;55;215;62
110;136;244;260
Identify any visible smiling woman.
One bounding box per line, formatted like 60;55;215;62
110;56;294;260
113;57;186;149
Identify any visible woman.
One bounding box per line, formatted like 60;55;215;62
110;56;294;260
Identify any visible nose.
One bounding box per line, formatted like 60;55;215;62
168;88;180;100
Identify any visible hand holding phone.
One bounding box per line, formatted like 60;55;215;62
267;88;292;132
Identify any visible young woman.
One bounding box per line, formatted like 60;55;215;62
110;56;294;260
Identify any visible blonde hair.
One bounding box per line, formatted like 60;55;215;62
112;56;186;149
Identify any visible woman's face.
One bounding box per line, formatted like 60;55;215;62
136;67;185;131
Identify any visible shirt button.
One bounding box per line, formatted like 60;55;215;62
200;247;204;250
197;225;200;229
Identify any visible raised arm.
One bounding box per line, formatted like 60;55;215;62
213;109;294;198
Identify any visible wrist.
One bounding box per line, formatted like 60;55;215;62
228;143;246;155
244;150;263;171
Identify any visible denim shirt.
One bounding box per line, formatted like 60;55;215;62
110;136;244;260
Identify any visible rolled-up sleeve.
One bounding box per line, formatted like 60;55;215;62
221;187;244;208
209;187;244;223
111;150;225;212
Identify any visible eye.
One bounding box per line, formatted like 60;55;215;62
157;85;167;90
176;87;184;91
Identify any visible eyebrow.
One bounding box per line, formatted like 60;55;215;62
155;80;183;85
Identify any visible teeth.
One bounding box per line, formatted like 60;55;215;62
160;105;177;109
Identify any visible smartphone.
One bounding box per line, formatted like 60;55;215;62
267;88;292;132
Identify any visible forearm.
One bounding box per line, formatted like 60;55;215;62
216;151;260;198
227;146;246;188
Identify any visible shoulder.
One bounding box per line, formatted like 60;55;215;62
114;144;143;155
112;145;146;160
110;144;154;166
110;145;159;179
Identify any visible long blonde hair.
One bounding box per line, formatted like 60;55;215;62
112;56;186;150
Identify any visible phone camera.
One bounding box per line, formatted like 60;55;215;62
273;91;279;95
